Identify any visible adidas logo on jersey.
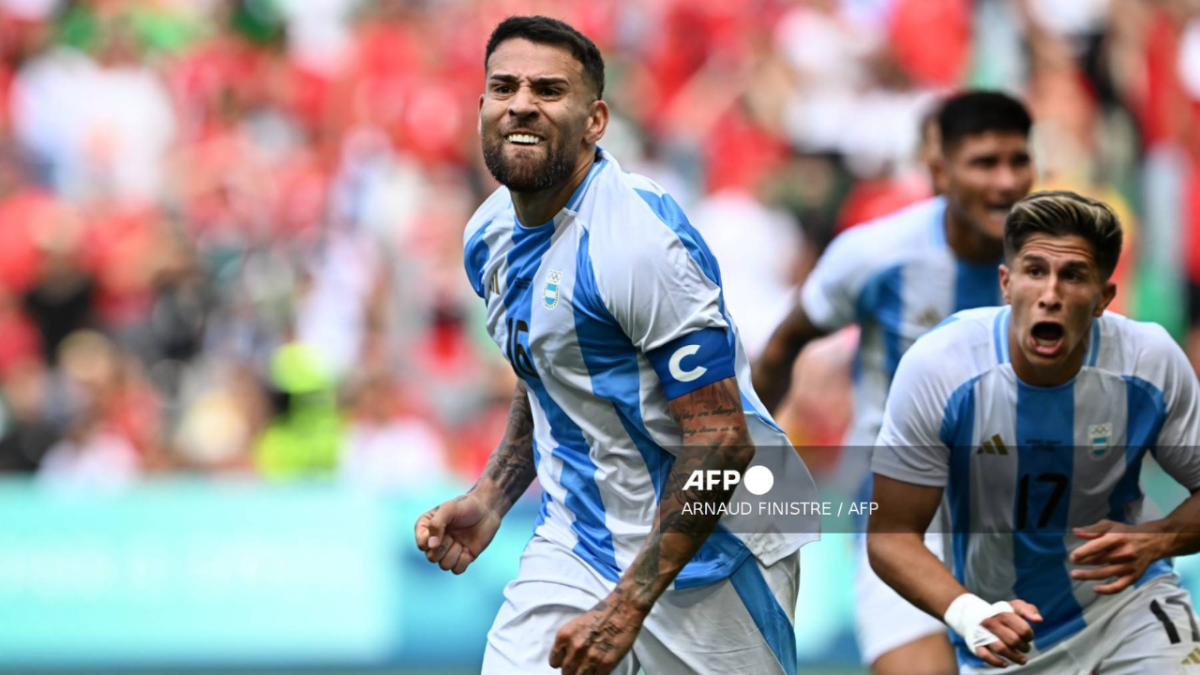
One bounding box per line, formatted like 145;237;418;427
977;434;1009;456
1182;646;1200;665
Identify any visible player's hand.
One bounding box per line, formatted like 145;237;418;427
549;594;645;675
976;599;1042;668
414;493;501;575
1069;519;1167;594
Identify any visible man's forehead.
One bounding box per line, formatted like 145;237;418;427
952;130;1029;157
486;38;583;81
1018;234;1095;263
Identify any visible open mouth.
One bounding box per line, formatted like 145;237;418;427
1029;321;1065;357
506;133;544;146
987;203;1013;217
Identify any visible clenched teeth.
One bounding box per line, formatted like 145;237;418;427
507;134;543;145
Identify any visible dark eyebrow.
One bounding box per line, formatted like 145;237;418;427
1022;254;1092;270
487;74;570;88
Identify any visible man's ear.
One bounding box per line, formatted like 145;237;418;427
1096;281;1117;317
584;99;609;145
930;153;949;195
477;94;484;137
999;264;1012;304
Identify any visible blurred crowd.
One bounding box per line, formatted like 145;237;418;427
1;0;1199;488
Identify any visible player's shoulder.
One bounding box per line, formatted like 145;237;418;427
827;197;946;259
902;306;1004;385
1098;311;1176;350
463;184;513;248
1095;311;1187;380
583;157;687;237
812;198;948;293
579;153;714;271
463;186;513;298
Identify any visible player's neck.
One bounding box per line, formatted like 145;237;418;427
510;149;598;228
944;209;1003;263
1007;327;1088;388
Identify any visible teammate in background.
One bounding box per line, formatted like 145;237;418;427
414;16;817;675
753;91;1035;675
869;191;1200;673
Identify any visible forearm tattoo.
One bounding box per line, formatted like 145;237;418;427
476;383;538;512
616;377;753;612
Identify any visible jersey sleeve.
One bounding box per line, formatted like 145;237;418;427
799;228;869;332
1145;326;1200;491
462;187;510;300
463;226;489;299
871;334;956;487
589;213;734;401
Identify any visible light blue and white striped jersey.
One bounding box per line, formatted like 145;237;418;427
801;197;1004;446
463;149;819;588
873;306;1200;664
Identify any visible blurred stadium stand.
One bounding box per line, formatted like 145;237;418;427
2;0;1200;672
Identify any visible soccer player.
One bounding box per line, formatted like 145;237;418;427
869;190;1200;673
413;16;818;675
753;91;1035;675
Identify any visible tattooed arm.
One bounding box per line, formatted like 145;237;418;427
415;382;536;574
549;376;754;675
471;381;538;514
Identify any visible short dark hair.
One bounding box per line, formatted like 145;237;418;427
485;16;605;99
1004;190;1123;280
937;91;1032;152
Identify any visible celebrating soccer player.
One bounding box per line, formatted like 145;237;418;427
869;190;1200;672
413;16;818;675
754;91;1035;675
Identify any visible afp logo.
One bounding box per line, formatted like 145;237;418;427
683;466;774;495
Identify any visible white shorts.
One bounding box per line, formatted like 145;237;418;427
853;529;949;665
483;534;800;675
959;575;1200;675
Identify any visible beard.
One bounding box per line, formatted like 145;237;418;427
482;132;576;193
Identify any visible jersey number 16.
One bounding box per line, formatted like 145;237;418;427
506;317;539;379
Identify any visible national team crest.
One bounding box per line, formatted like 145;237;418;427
543;270;563;309
1088;423;1111;460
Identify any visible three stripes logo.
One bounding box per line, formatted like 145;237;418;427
1184;646;1200;666
977;434;1009;456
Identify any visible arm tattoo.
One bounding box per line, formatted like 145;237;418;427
474;382;538;514
612;377;754;613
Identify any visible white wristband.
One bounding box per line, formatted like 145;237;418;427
944;593;1014;652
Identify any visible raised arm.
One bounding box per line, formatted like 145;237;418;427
549;376;754;675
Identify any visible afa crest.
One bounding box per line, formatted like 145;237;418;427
1088;423;1111;460
543;270;563;309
